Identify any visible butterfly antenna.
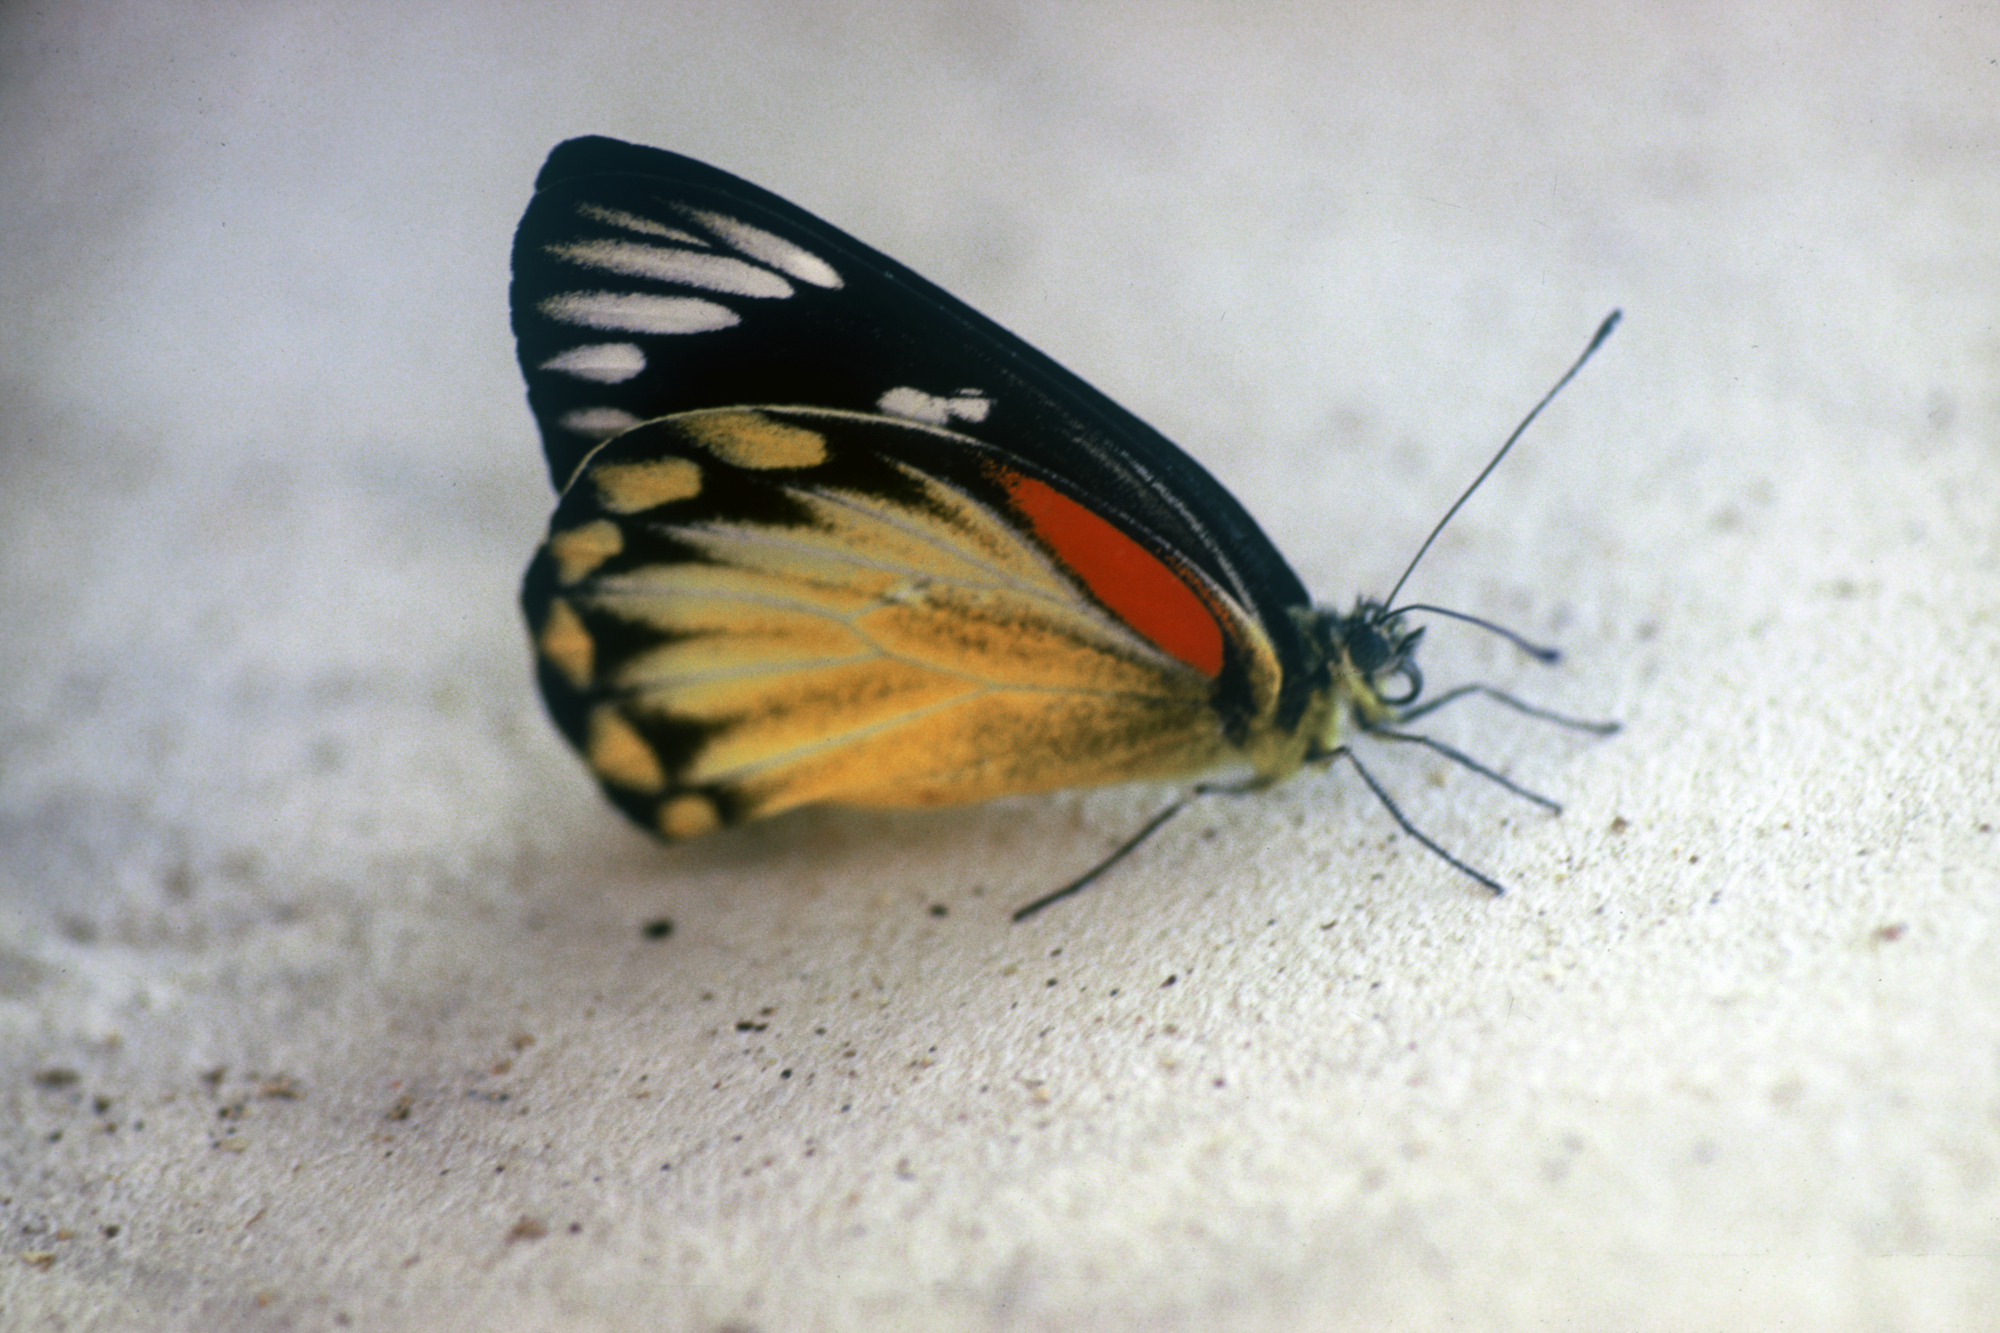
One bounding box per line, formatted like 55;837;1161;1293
1382;310;1621;612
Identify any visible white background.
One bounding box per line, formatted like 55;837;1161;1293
3;2;1996;1329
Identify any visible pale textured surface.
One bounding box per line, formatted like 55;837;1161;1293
3;3;1997;1330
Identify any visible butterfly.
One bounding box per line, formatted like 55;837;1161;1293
512;135;1618;918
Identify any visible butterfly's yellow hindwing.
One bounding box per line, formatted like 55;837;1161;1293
524;408;1286;836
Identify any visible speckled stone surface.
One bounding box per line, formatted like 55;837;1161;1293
3;3;1996;1330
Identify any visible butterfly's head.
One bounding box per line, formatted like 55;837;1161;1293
1318;600;1425;729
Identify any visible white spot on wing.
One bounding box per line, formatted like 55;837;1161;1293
945;392;991;423
577;203;705;246
547;240;794;299
542;292;739;335
558;407;643;438
541;342;646;384
878;387;993;426
687;209;842;289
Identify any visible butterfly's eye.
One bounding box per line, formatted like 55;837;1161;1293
1342;620;1390;675
1342;606;1404;669
1340;613;1423;707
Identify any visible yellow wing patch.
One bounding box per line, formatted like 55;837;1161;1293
547;519;623;584
528;408;1283;837
586;706;666;792
537;597;594;688
678;410;828;469
593;456;703;513
658;792;722;839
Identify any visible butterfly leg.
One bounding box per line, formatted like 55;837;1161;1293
1368;728;1564;813
1396;682;1620;734
1334;747;1509;896
1010;778;1258;922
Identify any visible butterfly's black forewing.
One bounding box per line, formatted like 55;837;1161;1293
512;136;1320;724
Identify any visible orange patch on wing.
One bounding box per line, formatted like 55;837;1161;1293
992;469;1224;677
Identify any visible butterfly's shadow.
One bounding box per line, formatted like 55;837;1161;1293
527;787;1225;925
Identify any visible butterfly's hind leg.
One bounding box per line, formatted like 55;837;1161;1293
1009;776;1267;922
